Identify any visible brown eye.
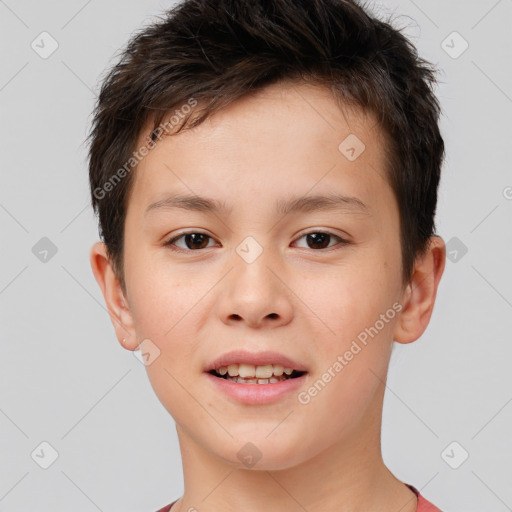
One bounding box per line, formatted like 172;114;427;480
165;232;216;251
293;231;349;250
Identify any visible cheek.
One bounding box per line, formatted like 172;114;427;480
125;246;193;331
125;264;206;417
124;255;218;380
129;276;200;341
291;268;396;444
296;255;397;342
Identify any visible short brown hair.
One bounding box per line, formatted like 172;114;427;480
88;0;445;294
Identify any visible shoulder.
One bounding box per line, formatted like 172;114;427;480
154;500;177;512
406;484;443;512
155;490;444;512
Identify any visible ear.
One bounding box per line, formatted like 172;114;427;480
89;241;138;351
393;235;446;344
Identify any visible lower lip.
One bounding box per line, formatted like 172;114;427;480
204;372;308;405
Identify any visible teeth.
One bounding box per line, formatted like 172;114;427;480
227;364;239;377
224;375;288;384
273;365;284;376
219;363;295;378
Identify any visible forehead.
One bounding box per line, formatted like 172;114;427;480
128;81;391;219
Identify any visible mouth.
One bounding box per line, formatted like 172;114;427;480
204;352;309;404
208;364;307;385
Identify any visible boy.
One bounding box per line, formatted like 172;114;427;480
88;0;446;510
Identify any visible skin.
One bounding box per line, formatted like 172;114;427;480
90;81;445;512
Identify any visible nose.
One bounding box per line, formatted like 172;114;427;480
215;248;294;329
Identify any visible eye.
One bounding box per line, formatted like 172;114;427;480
292;231;350;250
164;231;217;252
164;230;350;253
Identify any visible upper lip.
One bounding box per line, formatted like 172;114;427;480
205;350;308;372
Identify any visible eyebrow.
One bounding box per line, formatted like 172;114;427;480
144;192;370;217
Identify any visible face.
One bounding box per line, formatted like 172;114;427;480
93;81;422;470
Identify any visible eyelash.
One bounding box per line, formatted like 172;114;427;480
163;230;350;253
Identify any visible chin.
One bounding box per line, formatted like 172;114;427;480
212;435;312;472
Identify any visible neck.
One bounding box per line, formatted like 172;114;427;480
171;384;417;512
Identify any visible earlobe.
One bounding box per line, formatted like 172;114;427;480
393;236;446;344
89;241;138;351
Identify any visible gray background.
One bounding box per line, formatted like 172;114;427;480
1;0;511;510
